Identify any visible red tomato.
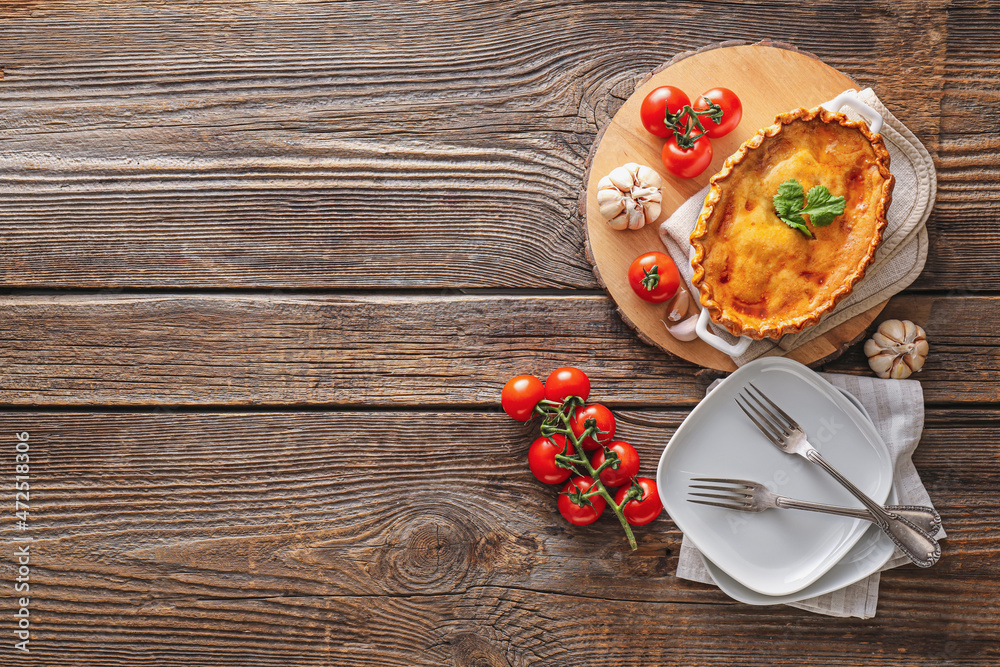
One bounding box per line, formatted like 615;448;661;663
544;367;590;404
501;374;544;421
627;252;680;303
558;476;607;526
693;87;742;138
615;477;663;526
590;440;640;488
570;404;616;451
527;434;575;485
639;86;691;138
662;134;713;179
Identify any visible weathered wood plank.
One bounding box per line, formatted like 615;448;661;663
909;3;1000;290
3;409;990;600
0;0;963;290
0;409;994;665
1;292;998;406
9;588;1000;666
0;293;709;406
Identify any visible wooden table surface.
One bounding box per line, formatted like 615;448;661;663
1;1;998;665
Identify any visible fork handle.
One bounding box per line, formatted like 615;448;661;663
881;506;943;536
805;449;941;568
779;499;941;536
774;497;941;534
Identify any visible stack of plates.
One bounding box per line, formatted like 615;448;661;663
655;357;897;605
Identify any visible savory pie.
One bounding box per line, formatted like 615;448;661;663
690;106;894;340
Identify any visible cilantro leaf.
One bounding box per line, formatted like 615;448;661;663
803;185;846;226
773;180;812;237
782;216;813;238
772;179;845;236
773;179;805;218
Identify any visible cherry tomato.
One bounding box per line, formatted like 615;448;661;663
662;134;713;179
627;252;680;304
501;374;545;421
528;434;576;485
639;86;691;138
570;403;616;452
615;477;663;526
590;440;640;488
692;87;742;138
558;476;606;526
544;367;590;404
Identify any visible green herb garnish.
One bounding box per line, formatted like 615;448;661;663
773;179;846;238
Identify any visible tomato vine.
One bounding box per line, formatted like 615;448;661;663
534;395;647;550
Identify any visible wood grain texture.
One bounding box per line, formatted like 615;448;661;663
0;410;995;665
3;291;1000;407
912;2;1000;291
0;292;710;407
1;1;998;665
0;0;969;290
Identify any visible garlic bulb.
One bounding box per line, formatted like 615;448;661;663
864;319;929;379
597;163;663;230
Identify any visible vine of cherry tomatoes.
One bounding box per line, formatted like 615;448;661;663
501;367;663;549
639;86;742;179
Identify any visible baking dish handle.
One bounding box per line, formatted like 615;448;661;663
695;308;753;356
821;91;884;134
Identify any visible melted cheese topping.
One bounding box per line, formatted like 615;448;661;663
698;118;888;335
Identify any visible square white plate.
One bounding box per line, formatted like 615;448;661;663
701;385;896;604
656;357;892;596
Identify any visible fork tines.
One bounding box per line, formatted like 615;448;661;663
735;382;801;446
687;478;753;510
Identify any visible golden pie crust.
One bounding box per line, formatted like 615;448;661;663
690;106;895;340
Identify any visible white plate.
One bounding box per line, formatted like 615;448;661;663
655;357;892;596
700;386;896;605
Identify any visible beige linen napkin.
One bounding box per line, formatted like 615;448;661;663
659;89;935;366
675;373;945;618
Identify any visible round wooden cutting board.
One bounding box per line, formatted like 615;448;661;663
583;42;887;372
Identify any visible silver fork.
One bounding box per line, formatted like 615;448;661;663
687;478;942;535
736;382;941;568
